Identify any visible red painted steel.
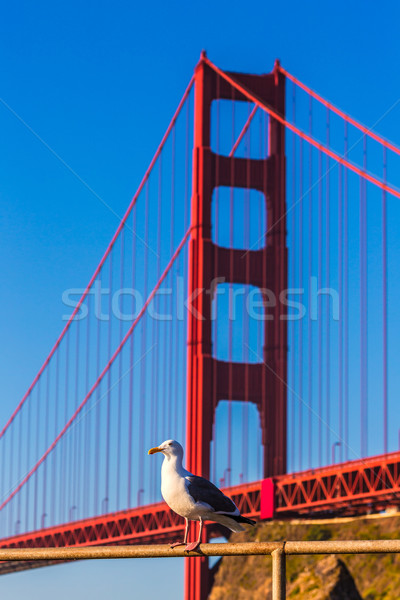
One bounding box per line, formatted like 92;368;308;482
229;105;258;157
185;52;287;600
260;478;275;519
277;65;400;156
206;57;400;200
273;451;400;516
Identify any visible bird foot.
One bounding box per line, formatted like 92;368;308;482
170;541;186;549
184;541;201;552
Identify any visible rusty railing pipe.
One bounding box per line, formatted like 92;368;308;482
1;540;400;561
272;547;286;600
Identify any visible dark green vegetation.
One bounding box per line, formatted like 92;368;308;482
209;513;400;599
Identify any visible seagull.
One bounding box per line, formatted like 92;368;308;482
148;439;256;551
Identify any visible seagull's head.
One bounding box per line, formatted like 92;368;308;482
148;439;183;459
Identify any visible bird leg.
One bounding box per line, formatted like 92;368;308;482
184;517;203;552
170;518;189;549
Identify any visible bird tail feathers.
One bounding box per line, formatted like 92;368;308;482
212;513;256;533
229;514;256;526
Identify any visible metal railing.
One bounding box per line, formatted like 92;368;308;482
2;540;400;599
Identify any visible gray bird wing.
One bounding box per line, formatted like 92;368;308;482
186;475;237;514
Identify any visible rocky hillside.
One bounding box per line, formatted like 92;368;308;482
209;513;400;599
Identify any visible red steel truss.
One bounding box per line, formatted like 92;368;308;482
272;450;400;516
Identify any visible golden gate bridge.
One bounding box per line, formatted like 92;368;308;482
1;52;400;600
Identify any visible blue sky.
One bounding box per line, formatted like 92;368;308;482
1;1;400;597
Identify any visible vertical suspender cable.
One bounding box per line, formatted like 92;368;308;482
344;123;349;461
162;177;169;442
308;96;313;467
325;109;331;464
263;108;268;476
95;278;101;514
10;419;15;534
33;378;41;530
183;92;191;449
53;345;60;520
149;182;157;500
172;261;179;439
212;79;220;483
165;170;172;437
117;228;125;510
360;152;364;456
9;398;15;534
364;135;368;456
84;295;90;516
105;253;113;510
6;431;10;533
163;157;171;438
26;391;31;529
139;181;150;503
180;95;191;450
63;332;70;519
157;157;163;441
290;83;296;471
258;109;263;479
227;90;235;486
170;125;176;436
17;404;22;529
148;279;155;502
318;150;323;466
262;110;268;478
338;162;343;463
382;146;388;454
43;365;50;525
173;258;180;444
360;135;368;456
73;320;80;515
0;431;5;529
243;101;251;482
128;207;137;508
298;137;303;469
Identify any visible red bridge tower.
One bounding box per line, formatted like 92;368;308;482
185;53;287;600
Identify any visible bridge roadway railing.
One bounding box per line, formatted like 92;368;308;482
270;450;400;517
1;540;400;599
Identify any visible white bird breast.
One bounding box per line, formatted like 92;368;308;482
161;472;195;517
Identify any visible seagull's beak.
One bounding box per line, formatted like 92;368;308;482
148;446;163;455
